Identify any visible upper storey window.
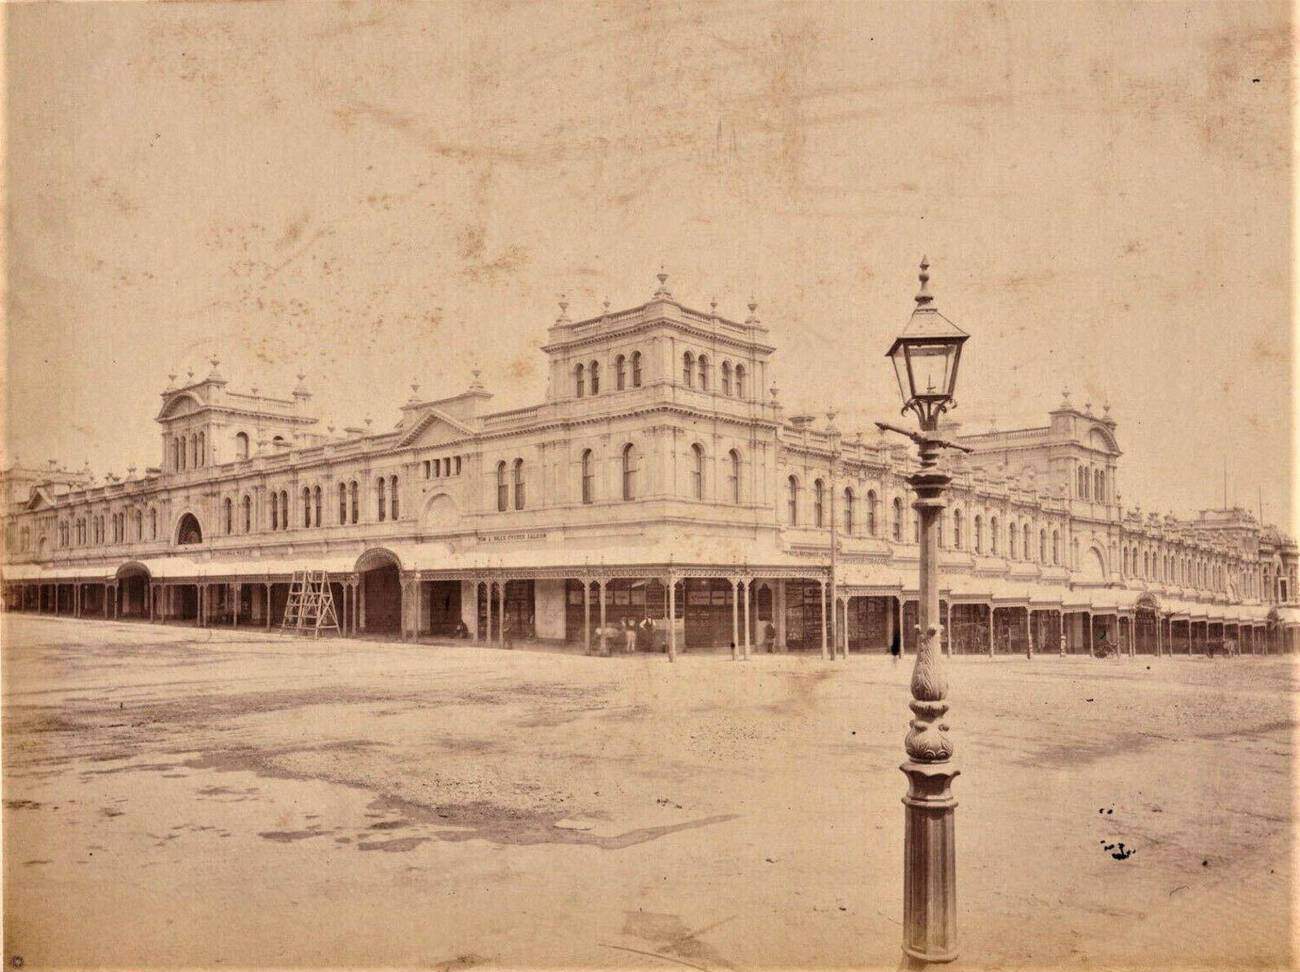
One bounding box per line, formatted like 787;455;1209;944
589;360;600;395
698;355;710;391
631;351;642;388
576;363;585;398
735;364;746;399
622;444;638;501
615;355;626;391
683;352;694;388
722;362;732;396
235;432;250;460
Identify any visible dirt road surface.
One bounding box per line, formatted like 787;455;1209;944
3;615;1294;970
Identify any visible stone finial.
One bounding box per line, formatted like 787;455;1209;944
127;465;137;479
1084;401;1093;416
746;298;759;325
207;356;224;382
770;384;779;403
167;373;177;389
470;368;484;390
915;256;933;308
293;372;311;400
409;381;420;403
186;368;195;382
1060;387;1072;409
602;297;611;316
364;417;373;430
653;267;672;299
557;294;570;324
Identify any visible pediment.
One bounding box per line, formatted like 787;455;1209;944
26;487;56;511
157;392;204;421
397;408;475;448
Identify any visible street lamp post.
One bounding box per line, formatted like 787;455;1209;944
827;411;842;660
876;258;972;966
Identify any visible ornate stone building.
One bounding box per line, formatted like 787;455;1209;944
4;272;1297;655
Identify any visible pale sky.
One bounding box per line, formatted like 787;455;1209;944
5;2;1294;532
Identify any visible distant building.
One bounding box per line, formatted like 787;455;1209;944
3;271;1296;655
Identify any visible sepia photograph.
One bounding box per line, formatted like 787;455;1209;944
2;2;1295;970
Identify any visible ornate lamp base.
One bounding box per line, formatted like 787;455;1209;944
900;760;960;964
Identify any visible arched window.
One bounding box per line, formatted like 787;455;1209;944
339;483;347;524
314;486;322;526
1143;551;1149;577
198;432;206;466
455;457;462;475
377;478;387;521
191;434;198;468
581;449;594;504
513;460;525;510
721;362;732;396
224;498;233;534
1095;469;1105;503
788;476;800;525
631;351;642;388
844;488;854;534
953;509;963;549
270;491;279;530
735;364;746;399
303;486;312;527
991;516;1000;555
350;481;359;524
893;498;903;541
1052;530;1060;565
589;360;600;395
172;438;180;471
913;510;919;544
178;437;186;471
868;490;879;536
729;449;741;503
683;352;694;387
280;491;288;530
615;355;626;390
576;363;585;398
691;444;704;500
814;479;825;527
1040;529;1047;563
497;462;508;512
1009;522;1018;559
1023;524;1031;561
622;444;638;501
974;514;983;553
390;475;398;519
235;432;250;460
698;355;710;391
135;510;143;539
242;496;251;533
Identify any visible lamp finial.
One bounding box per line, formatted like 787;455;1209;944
915;256;933;308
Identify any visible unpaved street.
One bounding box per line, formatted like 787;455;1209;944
3;615;1295;970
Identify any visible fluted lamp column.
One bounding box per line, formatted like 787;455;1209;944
876;258;972;966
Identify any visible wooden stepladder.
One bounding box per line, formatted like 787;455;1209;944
281;570;340;637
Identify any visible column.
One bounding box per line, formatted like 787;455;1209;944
743;580;752;660
582;579;591;654
775;580;787;651
885;596;896;654
731;578;740;661
231;583;239;627
498;580;507;648
413;576;423;642
265;583;273;629
667;577;678;661
1026;607;1034;658
597;579;607;655
987;604;995;656
819;580;829;660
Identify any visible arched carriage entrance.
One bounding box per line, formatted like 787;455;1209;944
116;563;151;618
356;549;402;633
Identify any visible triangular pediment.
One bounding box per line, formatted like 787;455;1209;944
26;486;56;511
397;408;475;448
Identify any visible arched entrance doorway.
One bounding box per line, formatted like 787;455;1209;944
1134;593;1159;654
356;549;402;634
176;513;203;546
116;563;151;618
